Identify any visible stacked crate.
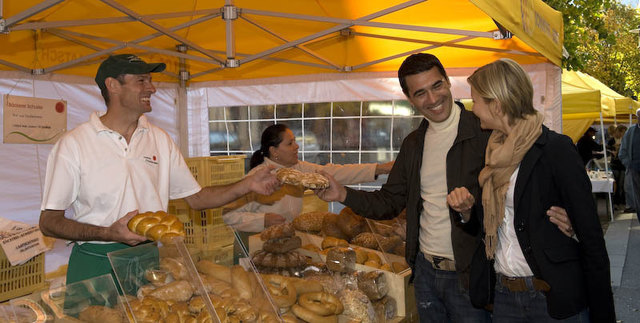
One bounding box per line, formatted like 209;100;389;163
168;155;245;265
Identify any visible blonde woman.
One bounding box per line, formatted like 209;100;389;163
467;59;615;322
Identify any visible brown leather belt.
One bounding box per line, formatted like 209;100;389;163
500;275;551;292
423;253;456;271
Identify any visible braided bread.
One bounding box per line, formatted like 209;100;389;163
127;211;184;243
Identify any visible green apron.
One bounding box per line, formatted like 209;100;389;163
65;242;130;287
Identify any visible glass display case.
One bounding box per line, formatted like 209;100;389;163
108;237;281;323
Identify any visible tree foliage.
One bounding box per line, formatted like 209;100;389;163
543;0;640;97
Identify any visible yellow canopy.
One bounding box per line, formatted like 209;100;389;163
561;70;640;142
0;0;563;83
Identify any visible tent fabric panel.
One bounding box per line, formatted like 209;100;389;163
0;0;562;83
563;118;597;143
561;89;601;117
470;0;563;66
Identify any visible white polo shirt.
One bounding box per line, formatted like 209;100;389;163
41;112;201;241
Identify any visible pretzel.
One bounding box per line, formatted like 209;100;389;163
291;304;338;323
298;292;344;316
262;274;297;308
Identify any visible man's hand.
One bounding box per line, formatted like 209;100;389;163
109;210;147;246
447;187;475;222
314;171;347;202
246;165;280;196
547;206;574;238
264;213;286;227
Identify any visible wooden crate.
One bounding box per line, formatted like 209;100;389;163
0;249;45;302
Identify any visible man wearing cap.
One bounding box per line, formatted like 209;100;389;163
39;54;279;285
618;108;640;221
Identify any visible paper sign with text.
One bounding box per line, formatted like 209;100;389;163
0;218;49;266
3;94;67;144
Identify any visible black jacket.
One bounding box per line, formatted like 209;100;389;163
504;126;615;322
343;103;490;288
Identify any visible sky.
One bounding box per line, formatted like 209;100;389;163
620;0;639;8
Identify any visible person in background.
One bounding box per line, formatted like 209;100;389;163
619;109;640;220
223;123;393;232
467;58;615;322
609;125;628;207
576;127;603;167
39;54;279;285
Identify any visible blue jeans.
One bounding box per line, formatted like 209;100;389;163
413;252;491;323
493;274;590;323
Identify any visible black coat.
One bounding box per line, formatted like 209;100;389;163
343;104;490;288
509;126;615;322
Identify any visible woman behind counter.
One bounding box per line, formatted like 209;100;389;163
224;123;393;232
467;59;615;322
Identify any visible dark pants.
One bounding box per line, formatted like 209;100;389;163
413;252;492;323
630;169;640;222
492;274;589;322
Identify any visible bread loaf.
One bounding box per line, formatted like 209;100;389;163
321;213;349;240
357;271;388;301
127;211;184;243
293;211;327;232
195;259;231;283
79;305;124;323
338;207;368;239
325;247;356;273
149;280;193;302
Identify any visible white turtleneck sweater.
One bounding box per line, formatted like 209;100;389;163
418;103;461;260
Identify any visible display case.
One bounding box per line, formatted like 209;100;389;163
4;273;126;323
108;237;281;323
246;206;416;323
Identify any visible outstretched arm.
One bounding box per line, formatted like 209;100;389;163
185;165;280;210
39;209;147;245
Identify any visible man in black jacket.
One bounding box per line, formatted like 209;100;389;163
316;54;573;323
318;53;492;322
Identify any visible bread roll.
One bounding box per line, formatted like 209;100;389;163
321;236;348;250
160;257;188;280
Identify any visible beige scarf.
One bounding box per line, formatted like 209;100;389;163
478;112;544;259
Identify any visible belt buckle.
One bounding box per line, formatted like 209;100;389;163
432;256;445;269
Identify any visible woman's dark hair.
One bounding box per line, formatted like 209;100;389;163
250;124;289;169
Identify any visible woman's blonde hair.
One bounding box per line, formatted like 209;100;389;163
467;58;536;124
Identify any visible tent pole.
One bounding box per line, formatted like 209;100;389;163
177;44;190;157
599;112;614;221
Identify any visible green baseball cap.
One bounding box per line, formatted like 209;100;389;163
95;54;166;91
